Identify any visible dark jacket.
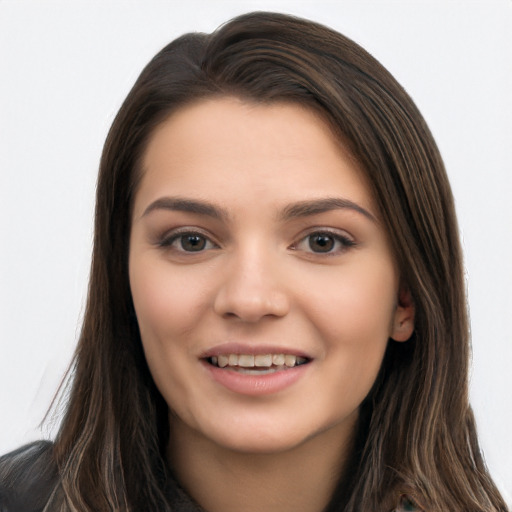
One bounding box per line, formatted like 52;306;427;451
0;441;58;512
0;441;203;512
1;442;420;511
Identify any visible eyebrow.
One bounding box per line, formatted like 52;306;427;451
280;197;376;222
141;196;376;223
142;197;230;221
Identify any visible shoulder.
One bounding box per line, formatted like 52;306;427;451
0;440;58;512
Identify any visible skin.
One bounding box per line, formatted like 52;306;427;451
129;97;414;512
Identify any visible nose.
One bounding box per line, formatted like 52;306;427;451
213;246;290;323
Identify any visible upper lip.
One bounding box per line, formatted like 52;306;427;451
200;342;313;360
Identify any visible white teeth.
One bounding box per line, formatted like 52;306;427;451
238;354;255;367
284;354;296;367
209;353;308;369
254;354;272;367
272;354;285;365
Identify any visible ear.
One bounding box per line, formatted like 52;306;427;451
390;285;415;342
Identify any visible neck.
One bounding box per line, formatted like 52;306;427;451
167;417;356;512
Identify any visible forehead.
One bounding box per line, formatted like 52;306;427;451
134;97;375;219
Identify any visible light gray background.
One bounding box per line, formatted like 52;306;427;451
1;0;511;504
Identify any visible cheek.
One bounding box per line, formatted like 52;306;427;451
129;259;207;412
130;258;211;341
299;262;397;422
300;256;397;367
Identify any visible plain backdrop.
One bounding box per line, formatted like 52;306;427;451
1;0;511;504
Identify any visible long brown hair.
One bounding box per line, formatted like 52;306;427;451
45;12;507;511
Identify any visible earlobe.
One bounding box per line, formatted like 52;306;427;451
390;286;415;342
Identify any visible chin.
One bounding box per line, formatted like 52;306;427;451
213;430;309;455
196;412;351;456
185;411;316;455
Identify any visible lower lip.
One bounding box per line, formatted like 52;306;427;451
203;361;310;396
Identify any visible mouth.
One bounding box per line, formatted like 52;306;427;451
202;348;312;395
206;353;311;375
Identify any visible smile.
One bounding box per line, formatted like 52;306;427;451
203;351;312;394
208;354;309;372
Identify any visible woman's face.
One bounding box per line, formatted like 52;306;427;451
129;97;414;454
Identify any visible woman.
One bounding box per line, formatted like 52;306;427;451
0;11;508;512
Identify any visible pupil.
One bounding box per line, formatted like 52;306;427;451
182;235;206;251
310;234;334;252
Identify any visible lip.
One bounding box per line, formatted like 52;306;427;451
200;342;313;396
200;342;312;359
202;360;311;396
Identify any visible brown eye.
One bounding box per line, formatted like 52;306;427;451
180;234;207;252
292;230;356;255
159;231;216;253
309;234;335;253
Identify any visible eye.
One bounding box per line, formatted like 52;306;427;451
160;231;217;252
293;230;356;254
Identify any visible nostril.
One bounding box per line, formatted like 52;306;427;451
214;293;290;323
212;263;290;322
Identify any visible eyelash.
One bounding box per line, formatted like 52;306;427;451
291;229;356;255
158;229;218;253
158;228;356;256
